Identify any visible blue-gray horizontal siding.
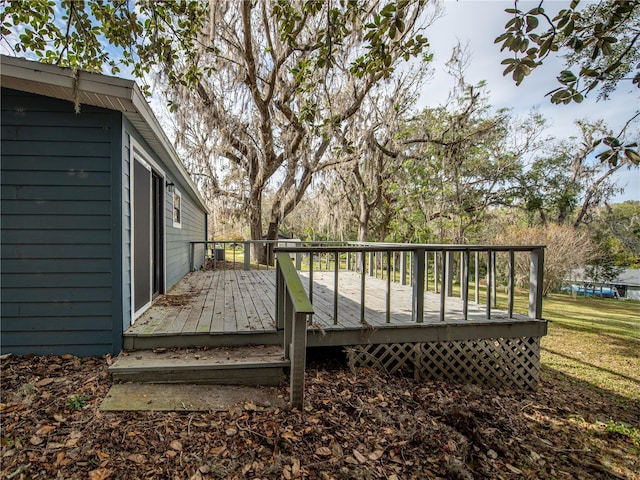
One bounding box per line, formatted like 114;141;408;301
0;88;122;356
122;117;207;316
166;188;206;289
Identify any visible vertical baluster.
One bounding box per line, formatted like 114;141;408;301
333;251;339;325
474;251;479;304
529;247;544;319
386;250;391;323
439;251;446;322
492;251;497;308
463;250;469;320
309;252;314;304
508;249;515;318
360;251;366;323
486;250;492;319
413;248;425;323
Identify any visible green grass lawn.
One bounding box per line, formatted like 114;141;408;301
489;287;640;403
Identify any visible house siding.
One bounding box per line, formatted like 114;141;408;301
122;117;206;318
166;188;206;289
0;88;122;356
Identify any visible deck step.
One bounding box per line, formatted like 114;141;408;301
109;345;289;385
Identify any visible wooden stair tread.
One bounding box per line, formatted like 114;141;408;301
109;345;288;373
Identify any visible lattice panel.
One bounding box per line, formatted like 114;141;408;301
346;337;541;390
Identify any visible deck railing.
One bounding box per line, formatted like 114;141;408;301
275;252;314;408
190;240;545;321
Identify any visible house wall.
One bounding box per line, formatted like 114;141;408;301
122;117;206;325
165;187;206;289
0;88;123;356
626;286;640;301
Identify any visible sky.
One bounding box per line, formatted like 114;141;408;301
419;0;640;202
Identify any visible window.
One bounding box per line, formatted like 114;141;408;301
173;190;182;228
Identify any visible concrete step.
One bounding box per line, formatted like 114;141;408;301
109;345;289;385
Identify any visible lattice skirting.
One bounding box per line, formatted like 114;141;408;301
345;337;541;390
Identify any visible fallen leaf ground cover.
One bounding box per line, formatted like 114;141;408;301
2;293;639;479
2;346;638;480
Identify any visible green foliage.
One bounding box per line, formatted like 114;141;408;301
496;0;639;100
495;0;640;166
587;201;640;267
66;394;88;410
604;421;640;446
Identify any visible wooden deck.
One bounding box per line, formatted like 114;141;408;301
124;269;546;350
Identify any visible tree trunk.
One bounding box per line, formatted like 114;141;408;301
265;221;279;266
249;189;263;265
357;192;370;242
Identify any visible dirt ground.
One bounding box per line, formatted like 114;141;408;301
1;353;638;480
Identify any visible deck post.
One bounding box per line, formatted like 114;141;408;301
333;251;339;324
360;252;366;323
462;250;469;320
412;248;425;323
474;251;479;304
529;247;544;319
440;251;446;322
290;311;307;408
492;251;497;308
347;251;352;271
446;251;454;297
276;265;285;331
400;252;407;285
368;251;374;277
425;251;429;292
295;252;302;270
434;252;439;293
508;250;515;318
190;243;195;271
486;250;492;319
386;250;391;323
243;242;251;271
459;253;464;299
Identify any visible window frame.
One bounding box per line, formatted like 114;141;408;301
173;189;182;229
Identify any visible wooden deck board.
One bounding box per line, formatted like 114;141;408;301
125;269;545;348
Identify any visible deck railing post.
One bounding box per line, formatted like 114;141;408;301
459;253;464;299
446;251;454;297
474;251;480;304
283;288;293;360
492;251;497;308
333;251;339;325
508;250;515;318
347;251;352;271
360;251;366;323
412;248;425;323
425;251;429;292
529;247;544;319
295;252;302;270
386;250;391;323
190;242;195;271
439;250;446;322
434;252;439;293
400;252;407;286
289;311;307;408
276;265;285;331
486;250;492;319
462;250;469;320
368;251;374;277
243;242;250;271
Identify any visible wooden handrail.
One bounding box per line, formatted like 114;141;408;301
275;252;314;408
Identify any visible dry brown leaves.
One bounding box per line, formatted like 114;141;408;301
1;354;638;480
